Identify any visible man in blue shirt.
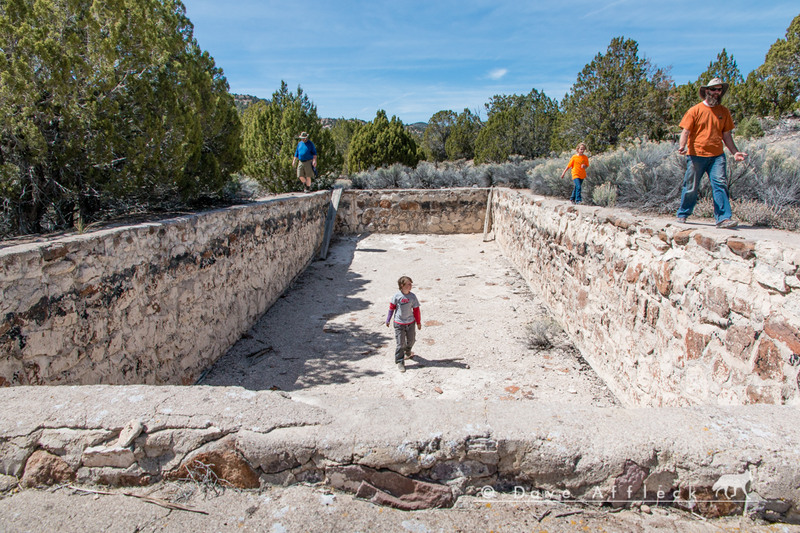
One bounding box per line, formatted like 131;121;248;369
292;131;317;192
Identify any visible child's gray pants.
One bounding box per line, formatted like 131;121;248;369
394;323;416;363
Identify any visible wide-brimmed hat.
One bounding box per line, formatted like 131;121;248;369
699;78;729;99
297;131;309;140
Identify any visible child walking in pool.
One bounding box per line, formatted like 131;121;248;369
385;276;422;373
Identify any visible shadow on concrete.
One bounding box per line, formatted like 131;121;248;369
407;356;469;370
201;234;394;392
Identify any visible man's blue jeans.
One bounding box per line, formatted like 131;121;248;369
570;178;583;204
677;154;732;223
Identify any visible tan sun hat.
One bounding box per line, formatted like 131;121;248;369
297;131;309;140
699;78;729;99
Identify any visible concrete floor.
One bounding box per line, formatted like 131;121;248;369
202;233;618;407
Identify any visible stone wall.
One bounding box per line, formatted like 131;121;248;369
335;188;489;234
0;194;329;386
491;189;800;407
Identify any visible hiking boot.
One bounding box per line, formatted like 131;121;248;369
716;218;738;229
397;362;406;373
676;216;687;223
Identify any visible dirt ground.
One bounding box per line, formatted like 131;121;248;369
202;233;618;407
2;482;792;533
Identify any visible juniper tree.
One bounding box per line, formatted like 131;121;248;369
346;110;419;173
739;13;800;118
445;108;482;161
422;110;456;162
555;37;672;152
474;89;558;163
0;0;242;235
240;82;339;192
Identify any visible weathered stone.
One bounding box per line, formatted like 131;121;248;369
726;238;756;259
429;460;494;481
703;285;730;321
672;229;694;246
746;384;780;404
764;316;800;354
611;460;649;508
724;325;756;362
693;234;718;252
753;339;784;381
754;263;788;293
77;464;152;487
0;473;18;492
117;419;144;447
711;357;731;383
82;445;136;469
675;487;741;517
685;328;712;361
625;264;642;283
21;450;75;488
653;261;672;297
328;465;454;510
170;449;260;489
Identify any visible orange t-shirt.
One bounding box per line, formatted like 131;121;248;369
567;154;589;179
679;103;734;157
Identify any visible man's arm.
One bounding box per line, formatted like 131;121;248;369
722;131;747;161
677;129;690;155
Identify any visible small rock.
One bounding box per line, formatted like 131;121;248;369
21;450;75;488
117;419;144;448
641;504;652;514
434;387;443;394
82;445;136;469
0;474;18;492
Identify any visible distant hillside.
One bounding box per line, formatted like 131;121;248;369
233;94;267;113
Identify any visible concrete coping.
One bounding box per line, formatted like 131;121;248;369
1;385;798;519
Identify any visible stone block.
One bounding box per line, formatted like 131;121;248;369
724;324;757;362
754;263;788;293
753;339;784;381
693;234;719;252
328;464;455;510
726;238;756;259
21;450;75;488
764;316;800;354
82;445;136;468
169;449;260;489
685;328;713;361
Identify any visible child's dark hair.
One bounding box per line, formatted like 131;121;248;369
397;276;413;289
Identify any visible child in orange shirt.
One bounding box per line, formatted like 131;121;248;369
560;143;589;204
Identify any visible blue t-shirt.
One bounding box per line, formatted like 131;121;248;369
294;140;317;161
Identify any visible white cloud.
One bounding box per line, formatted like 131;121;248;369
488;68;508;80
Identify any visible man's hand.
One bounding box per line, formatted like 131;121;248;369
678;146;687;155
733;151;747;161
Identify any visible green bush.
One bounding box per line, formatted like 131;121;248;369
592;182;618;207
736;116;765;139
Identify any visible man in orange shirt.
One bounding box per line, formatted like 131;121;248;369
676;77;747;228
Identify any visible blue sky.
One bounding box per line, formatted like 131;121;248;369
183;1;798;124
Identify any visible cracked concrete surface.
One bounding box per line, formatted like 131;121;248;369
202;233;618;406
